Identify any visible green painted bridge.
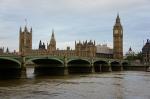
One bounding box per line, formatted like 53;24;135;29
0;55;149;78
0;55;129;70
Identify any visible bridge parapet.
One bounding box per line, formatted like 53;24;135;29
0;55;129;67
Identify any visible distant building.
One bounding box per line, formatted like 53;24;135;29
126;47;135;57
19;27;96;57
142;39;150;65
75;40;96;57
18;14;123;59
0;47;4;54
39;40;46;50
96;44;113;58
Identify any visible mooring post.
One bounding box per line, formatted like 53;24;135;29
21;55;27;78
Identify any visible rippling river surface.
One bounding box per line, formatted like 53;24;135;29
0;68;150;99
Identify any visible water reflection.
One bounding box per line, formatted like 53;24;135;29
26;67;34;78
0;70;150;99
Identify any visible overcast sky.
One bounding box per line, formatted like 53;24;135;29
0;0;150;53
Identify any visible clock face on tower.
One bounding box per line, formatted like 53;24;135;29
114;30;118;34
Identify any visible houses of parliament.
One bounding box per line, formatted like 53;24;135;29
19;14;123;59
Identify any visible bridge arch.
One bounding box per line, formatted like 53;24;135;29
27;57;65;75
111;61;122;71
122;61;129;70
67;59;91;73
93;60;109;72
26;57;64;66
0;57;21;68
67;59;91;66
122;62;129;66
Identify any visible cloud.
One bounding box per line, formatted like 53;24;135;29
0;0;150;53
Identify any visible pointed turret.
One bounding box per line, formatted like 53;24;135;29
39;40;42;48
20;27;22;33
6;47;9;53
75;41;76;46
30;27;32;33
129;47;132;51
43;42;45;49
24;26;28;32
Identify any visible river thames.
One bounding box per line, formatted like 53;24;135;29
0;68;150;99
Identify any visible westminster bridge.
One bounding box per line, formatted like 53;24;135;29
0;54;149;77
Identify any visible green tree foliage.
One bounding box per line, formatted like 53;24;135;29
125;52;142;61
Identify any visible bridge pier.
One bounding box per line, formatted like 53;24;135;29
108;61;112;72
64;56;68;75
90;62;95;73
64;67;68;75
21;56;27;78
91;66;95;73
121;65;123;71
146;66;150;72
109;66;112;72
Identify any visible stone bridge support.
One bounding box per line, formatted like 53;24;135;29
64;56;68;75
21;56;27;78
0;55;129;77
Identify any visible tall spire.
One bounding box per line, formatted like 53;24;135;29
48;28;56;51
129;46;132;51
116;13;120;23
50;29;55;41
52;28;54;38
49;28;56;45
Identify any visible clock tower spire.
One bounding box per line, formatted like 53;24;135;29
113;14;123;59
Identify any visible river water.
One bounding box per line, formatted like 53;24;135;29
0;68;150;99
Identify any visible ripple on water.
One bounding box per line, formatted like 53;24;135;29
0;71;150;99
31;91;60;96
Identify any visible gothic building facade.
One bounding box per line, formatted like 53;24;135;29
19;14;123;59
75;40;96;57
96;44;113;58
19;27;96;57
142;39;150;64
19;26;32;55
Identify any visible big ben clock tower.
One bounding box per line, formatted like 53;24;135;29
113;14;123;59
